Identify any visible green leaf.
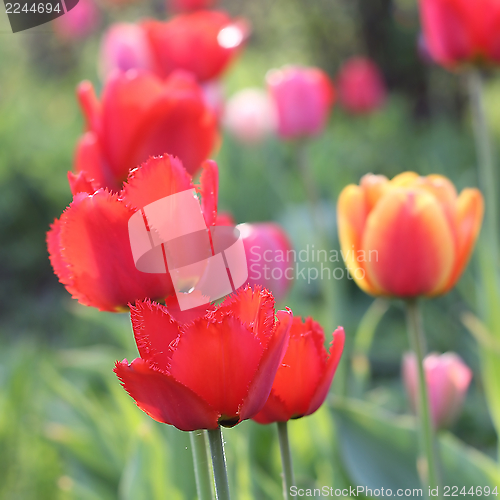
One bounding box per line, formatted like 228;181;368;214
331;397;500;491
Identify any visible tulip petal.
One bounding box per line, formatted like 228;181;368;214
360;174;389;211
58;190;174;311
77;80;101;133
47;218;76;295
114;358;219;431
120;155;193;210
74;132;118;191
164;295;215;324
265;317;327;419
129;89;218;177
143;11;245;82
337;184;379;294
216;286;276;347
389;171;419;188
169;315;266;424
197;159;219;227
251;392;290;424
442;188;484;293
239;308;293;420
67;171;96;195
306;326;345;416
362;188;455;297
130;300;182;371
101;71;165;182
420;0;475;66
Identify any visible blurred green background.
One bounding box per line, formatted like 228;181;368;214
1;0;499;498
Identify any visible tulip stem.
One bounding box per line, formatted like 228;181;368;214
406;299;440;499
468;70;499;273
207;427;231;500
277;421;295;500
190;430;215;500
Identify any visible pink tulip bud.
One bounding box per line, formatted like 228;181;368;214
337;57;386;114
223;88;277;144
403;352;473;429
237;222;294;302
99;23;154;78
266;65;335;140
53;0;99;41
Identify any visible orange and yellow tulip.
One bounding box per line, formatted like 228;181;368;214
337;172;484;297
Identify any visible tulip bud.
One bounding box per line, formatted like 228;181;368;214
223;88;277;144
337;172;484;297
338;57;386;114
99;23;154;79
419;0;500;68
237;222;294;302
53;0;99;41
403;352;473;429
167;0;216;13
266;65;335;140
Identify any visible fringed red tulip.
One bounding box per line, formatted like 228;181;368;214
114;286;293;431
253;318;344;423
72;70;218;192
48;155;218;312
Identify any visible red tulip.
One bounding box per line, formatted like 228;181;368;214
99;23;154;78
142;11;248;83
238;222;294;302
114;286;293;431
419;0;500;68
167;0;215;13
338;57;386;114
72;70;218;193
267;65;335;140
48;155;218;312
403;352;473;429
253;318;344;424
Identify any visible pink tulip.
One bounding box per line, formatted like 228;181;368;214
403;352;473;429
237;222;294;302
53;0;99;41
338;57;386;114
223;88;277;144
99;23;154;78
266;65;335;140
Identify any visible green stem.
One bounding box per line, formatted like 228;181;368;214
468;70;499;274
468;70;500;463
207;427;231;500
405;299;440;498
350;298;390;398
277;421;295;500
190;431;215;500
